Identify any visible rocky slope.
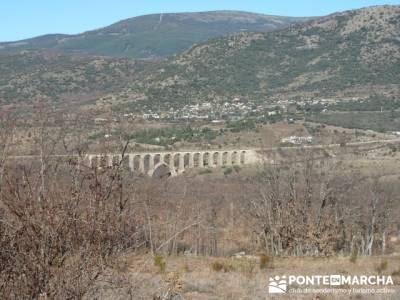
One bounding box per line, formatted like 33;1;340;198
0;50;147;106
133;5;399;109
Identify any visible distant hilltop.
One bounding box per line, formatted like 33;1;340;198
0;11;313;58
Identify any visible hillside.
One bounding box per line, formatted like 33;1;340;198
0;11;312;59
0;51;147;106
130;5;400;109
0;6;399;110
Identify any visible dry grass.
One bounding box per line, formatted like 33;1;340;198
87;254;400;299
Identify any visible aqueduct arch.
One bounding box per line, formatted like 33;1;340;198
149;162;174;178
86;149;257;177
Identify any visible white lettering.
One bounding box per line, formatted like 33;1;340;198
288;276;297;284
342;276;352;285
368;277;376;285
360;276;367;285
277;274;395;289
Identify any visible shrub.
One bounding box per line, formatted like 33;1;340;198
223;167;233;176
226;118;256;133
154;255;166;273
387;143;397;153
131;126;218;146
376;261;388;274
259;254;272;269
279;142;296;147
392;269;400;277
182;263;190;273
211;261;225;272
233;165;241;173
210;260;234;272
235;260;256;276
350;246;358;263
199;168;212;175
0;160;144;299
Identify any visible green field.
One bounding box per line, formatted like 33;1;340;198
306;111;400;132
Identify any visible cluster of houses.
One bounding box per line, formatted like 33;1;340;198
122;99;282;122
99;96;377;125
281;136;314;145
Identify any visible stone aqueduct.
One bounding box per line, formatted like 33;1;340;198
85;149;260;177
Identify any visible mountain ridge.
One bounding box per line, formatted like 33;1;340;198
0;5;398;110
0;11;313;59
128;5;399;109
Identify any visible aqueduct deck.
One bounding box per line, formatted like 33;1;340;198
85;149;260;176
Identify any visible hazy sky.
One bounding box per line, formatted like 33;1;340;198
1;0;399;42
